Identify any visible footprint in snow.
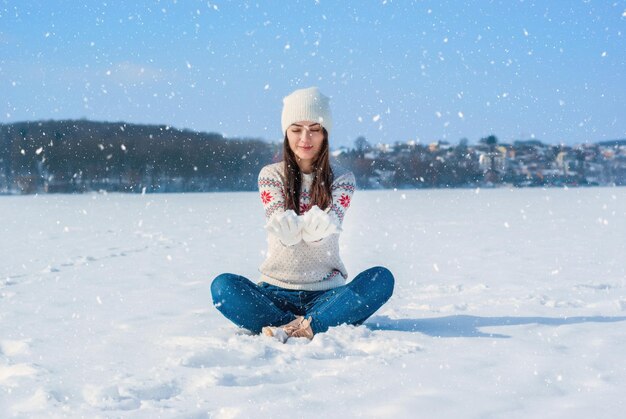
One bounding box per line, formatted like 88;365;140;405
83;379;181;411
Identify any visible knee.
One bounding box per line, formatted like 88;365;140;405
210;273;237;304
355;266;394;302
370;266;395;301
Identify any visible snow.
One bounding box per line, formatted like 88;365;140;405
1;187;626;418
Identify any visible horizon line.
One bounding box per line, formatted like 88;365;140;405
2;117;625;148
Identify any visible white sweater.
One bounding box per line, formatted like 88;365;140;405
257;162;356;291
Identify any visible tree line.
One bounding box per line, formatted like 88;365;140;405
1;119;624;194
0;120;276;193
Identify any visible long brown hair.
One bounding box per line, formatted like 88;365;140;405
283;128;334;214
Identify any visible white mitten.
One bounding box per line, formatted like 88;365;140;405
265;210;303;246
301;205;341;243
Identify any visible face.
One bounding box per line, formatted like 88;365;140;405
286;121;325;169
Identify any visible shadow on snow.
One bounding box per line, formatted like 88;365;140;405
365;315;626;338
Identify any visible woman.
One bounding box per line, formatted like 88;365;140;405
211;87;394;343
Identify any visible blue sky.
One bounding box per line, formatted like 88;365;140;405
1;0;624;148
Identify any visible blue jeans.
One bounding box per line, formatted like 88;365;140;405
211;266;394;335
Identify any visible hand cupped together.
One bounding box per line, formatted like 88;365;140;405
264;210;303;246
265;206;341;246
301;205;341;243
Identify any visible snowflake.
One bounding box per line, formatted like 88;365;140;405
260;190;273;204
300;202;310;213
338;194;351;208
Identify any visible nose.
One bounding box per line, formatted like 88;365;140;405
299;129;311;141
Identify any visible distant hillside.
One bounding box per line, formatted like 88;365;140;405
0;119;277;193
1;119;625;194
597;139;626;147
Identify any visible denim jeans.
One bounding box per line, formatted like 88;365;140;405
211;266;394;335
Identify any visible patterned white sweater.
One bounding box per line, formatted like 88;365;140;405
257;162;356;291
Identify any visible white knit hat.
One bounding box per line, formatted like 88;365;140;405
281;87;333;135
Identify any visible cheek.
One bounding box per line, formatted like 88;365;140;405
287;136;298;152
314;138;324;151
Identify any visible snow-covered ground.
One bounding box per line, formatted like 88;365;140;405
1;187;625;418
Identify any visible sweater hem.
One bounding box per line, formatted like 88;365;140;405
259;274;346;291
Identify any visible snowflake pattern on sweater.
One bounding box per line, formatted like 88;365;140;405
257;162;356;291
